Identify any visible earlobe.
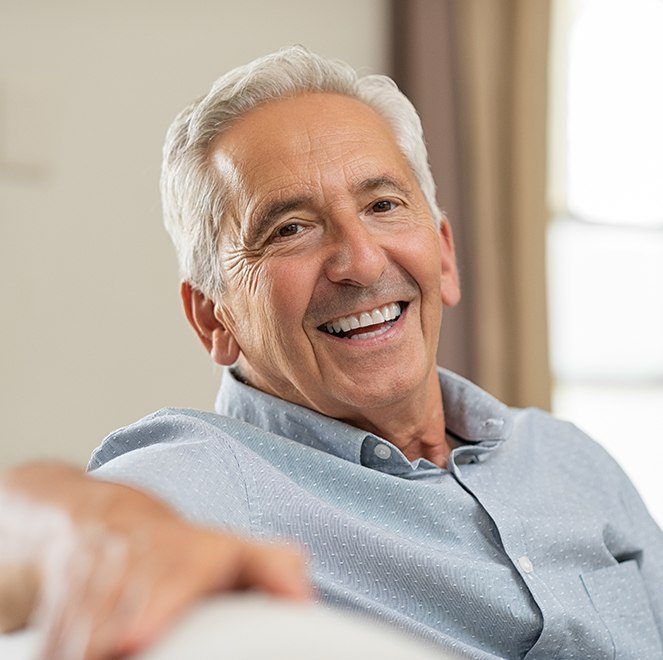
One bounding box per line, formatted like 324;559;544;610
439;217;461;307
181;282;241;366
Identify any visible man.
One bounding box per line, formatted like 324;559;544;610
1;46;662;659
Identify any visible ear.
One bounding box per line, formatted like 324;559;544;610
181;282;241;366
439;217;461;307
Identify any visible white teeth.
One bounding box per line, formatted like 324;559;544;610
359;312;372;327
323;302;403;335
371;309;385;324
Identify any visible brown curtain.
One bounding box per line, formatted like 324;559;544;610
391;0;552;410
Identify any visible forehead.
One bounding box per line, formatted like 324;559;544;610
209;93;415;206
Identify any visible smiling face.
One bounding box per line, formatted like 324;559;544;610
205;92;459;422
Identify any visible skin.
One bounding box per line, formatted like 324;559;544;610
184;92;460;466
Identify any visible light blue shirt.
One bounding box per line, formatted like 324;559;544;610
89;369;663;659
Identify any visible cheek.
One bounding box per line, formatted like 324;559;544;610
227;252;320;354
391;227;443;292
264;258;318;321
224;258;276;342
255;260;320;368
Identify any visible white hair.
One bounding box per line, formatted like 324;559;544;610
161;45;442;300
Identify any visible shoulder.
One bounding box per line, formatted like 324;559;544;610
509;406;631;491
87;409;265;532
87;408;262;471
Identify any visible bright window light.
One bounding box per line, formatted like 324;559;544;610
548;219;663;379
567;0;663;226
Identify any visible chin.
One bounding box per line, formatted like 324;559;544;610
330;363;429;411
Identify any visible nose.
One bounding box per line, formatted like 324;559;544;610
323;215;388;287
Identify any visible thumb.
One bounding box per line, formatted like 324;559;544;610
237;543;313;601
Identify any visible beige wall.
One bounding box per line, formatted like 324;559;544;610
0;1;390;469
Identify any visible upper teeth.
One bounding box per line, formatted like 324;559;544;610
325;302;402;334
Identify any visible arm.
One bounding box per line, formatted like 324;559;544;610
0;462;311;660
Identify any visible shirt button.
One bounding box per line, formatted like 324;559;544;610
517;555;534;574
373;444;392;460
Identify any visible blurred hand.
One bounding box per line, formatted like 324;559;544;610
0;462;311;660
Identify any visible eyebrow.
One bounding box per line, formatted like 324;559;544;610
245;175;414;245
246;196;313;245
351;175;413;198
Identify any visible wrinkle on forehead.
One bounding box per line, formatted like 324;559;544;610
209;92;426;270
212;92;409;185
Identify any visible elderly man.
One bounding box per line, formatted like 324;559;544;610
2;47;662;660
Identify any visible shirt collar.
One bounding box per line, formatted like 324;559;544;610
216;369;368;464
438;368;514;443
215;367;513;473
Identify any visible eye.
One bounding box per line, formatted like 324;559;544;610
274;222;304;239
370;199;397;213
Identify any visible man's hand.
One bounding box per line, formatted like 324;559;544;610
0;463;311;660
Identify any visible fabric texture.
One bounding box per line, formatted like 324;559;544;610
88;369;663;659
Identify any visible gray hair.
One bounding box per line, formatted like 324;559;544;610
161;45;441;300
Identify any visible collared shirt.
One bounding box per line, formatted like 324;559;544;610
89;369;663;659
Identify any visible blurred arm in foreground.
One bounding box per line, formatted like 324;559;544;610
0;462;311;660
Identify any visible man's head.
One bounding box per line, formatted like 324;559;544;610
162;46;460;423
162;45;443;301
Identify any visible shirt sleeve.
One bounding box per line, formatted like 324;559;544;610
87;411;253;535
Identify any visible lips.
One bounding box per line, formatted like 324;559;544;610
318;301;405;339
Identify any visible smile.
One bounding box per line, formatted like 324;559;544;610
318;302;406;340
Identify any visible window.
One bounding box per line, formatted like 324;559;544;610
547;0;663;525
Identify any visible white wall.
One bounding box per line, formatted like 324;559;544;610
0;0;390;468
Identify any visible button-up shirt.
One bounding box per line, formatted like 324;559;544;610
89;369;663;659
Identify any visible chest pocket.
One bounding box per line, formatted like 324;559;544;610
580;560;662;659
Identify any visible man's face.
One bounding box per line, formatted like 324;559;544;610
210;93;459;421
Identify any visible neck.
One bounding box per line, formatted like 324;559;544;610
339;368;453;468
235;363;454;469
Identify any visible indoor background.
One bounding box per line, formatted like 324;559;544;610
1;0;661;523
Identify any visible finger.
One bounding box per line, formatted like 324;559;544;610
108;562;212;657
38;530;127;660
193;532;312;600
112;535;311;657
37;540;95;660
84;576;151;660
236;543;313;601
0;563;39;633
76;537;144;660
94;524;215;657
